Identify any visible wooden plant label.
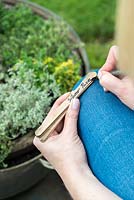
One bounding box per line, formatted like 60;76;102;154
35;72;97;142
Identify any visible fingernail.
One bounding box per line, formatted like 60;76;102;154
71;98;79;110
98;71;103;79
103;87;109;92
103;87;107;92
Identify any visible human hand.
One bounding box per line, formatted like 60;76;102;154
98;45;134;110
34;93;121;200
33;93;88;176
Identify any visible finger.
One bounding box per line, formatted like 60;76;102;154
99;71;124;98
56;118;64;133
63;98;80;135
33;133;58;152
49;93;70;133
37;93;69;139
98;46;118;78
49;92;70;116
33;136;45;152
103;45;118;70
103;87;109;92
49;130;59;137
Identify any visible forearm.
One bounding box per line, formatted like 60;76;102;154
58;164;122;200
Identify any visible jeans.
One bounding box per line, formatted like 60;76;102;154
74;76;134;200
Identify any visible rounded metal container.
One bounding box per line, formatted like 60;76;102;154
0;0;90;199
0;155;49;199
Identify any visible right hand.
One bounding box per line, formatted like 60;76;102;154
98;45;134;110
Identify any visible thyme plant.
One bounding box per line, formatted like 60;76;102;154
0;3;81;168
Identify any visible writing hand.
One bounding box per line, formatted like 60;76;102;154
98;46;134;110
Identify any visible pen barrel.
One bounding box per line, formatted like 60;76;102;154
111;70;122;77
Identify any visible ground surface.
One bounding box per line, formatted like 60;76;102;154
9;170;72;200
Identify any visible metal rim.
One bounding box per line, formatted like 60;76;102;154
0;154;42;172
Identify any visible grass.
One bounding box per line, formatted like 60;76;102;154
31;0;116;69
86;40;114;68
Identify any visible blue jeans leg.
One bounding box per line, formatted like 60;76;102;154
74;77;134;200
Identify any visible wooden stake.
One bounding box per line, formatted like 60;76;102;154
35;72;97;142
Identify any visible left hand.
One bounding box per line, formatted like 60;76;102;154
33;93;88;176
33;94;121;200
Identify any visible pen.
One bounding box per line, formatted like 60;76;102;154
101;69;125;79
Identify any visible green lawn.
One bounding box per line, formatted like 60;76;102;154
31;0;116;69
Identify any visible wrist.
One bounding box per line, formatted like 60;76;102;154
57;161;94;183
56;162;97;200
57;162;121;200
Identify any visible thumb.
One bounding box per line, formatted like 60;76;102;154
99;71;124;97
63;98;80;134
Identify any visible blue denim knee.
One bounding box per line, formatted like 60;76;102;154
74;77;134;200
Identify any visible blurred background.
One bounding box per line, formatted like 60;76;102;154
32;0;116;69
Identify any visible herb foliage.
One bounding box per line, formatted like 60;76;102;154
0;3;81;168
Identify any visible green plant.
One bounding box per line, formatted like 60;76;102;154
54;59;80;93
0;136;11;168
0;3;80;69
0;68;60;167
86;40;114;69
9;56;81;93
0;3;82;168
32;0;116;68
31;0;116;42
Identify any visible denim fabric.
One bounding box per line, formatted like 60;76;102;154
73;77;134;200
